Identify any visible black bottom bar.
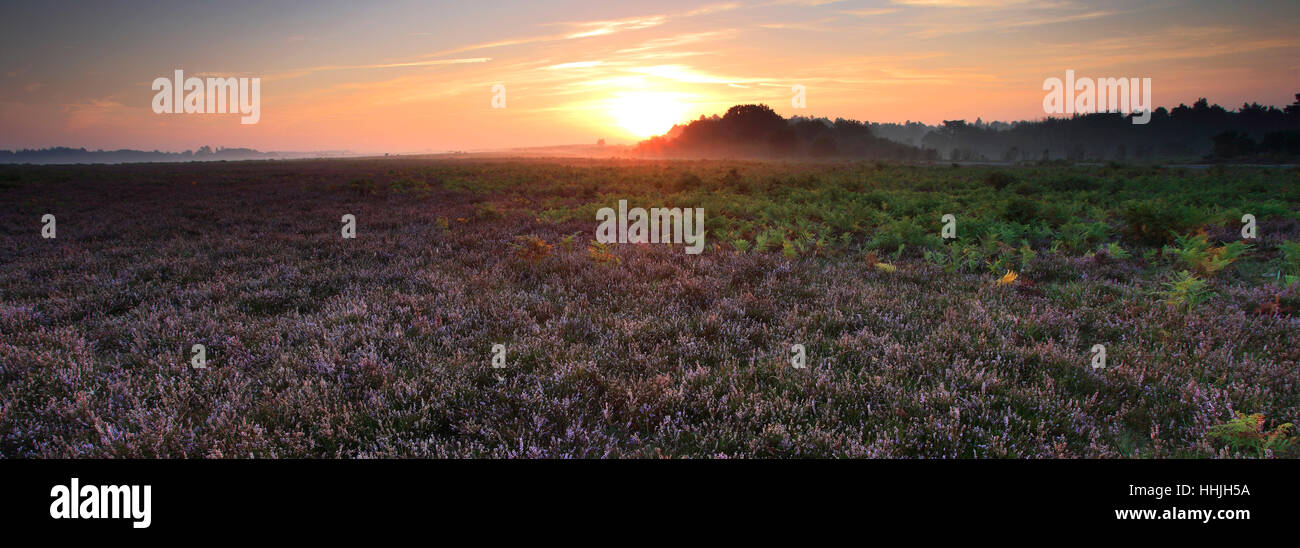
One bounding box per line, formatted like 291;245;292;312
2;459;1289;538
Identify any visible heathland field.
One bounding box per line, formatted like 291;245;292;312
1;159;1297;458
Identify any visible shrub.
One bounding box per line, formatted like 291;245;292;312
1051;174;1100;191
1208;413;1298;458
718;168;748;192
922;249;949;269
1012;181;1042;196
1017;243;1036;270
388;177;422;193
559;233;578;251
781;239;800;258
1279;240;1300;275
1159;270;1215;311
1056;222;1109;254
586;241;619;265
670;172;704;192
1164;232;1250;276
513;235;553;264
1121;200;1202;245
755;227;786;252
348;178;379;195
474;202;504;219
1003;197;1040;224
868;218;940;253
985;171;1018;190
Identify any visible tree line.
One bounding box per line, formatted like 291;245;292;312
0;146;275;164
636;94;1300;163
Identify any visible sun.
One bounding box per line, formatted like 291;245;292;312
608;92;690;139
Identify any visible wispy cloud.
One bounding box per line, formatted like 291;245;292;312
63;98;129;129
1024;25;1300;67
757;17;840;31
623;64;771;85
616;30;735;53
904;6;1127;38
890;0;1034;7
562;15;668;39
685;3;743;16
840;8;901;17
264;57;491;81
546;61;604;70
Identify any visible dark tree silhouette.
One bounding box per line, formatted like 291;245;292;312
636;104;938;160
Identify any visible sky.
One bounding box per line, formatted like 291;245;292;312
1;0;1297;153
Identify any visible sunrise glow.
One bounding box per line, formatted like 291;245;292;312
2;1;1297;153
608;91;692;138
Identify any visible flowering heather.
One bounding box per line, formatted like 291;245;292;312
0;159;1297;458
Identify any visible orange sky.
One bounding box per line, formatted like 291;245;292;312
2;0;1298;153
